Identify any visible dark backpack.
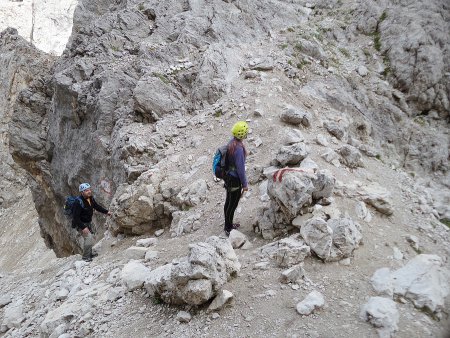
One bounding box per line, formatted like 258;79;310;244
63;196;84;218
212;144;228;179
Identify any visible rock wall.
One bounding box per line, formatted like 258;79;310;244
0;28;55;208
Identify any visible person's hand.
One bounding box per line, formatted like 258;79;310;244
242;187;248;194
107;211;112;216
81;227;90;236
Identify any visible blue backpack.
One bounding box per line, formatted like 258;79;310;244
212;144;228;179
63;196;84;217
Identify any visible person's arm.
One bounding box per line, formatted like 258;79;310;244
92;197;109;214
234;146;248;189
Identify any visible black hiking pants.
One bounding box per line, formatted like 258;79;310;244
224;175;242;232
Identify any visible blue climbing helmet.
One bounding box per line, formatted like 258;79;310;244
79;183;91;192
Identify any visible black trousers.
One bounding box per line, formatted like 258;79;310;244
224;175;242;232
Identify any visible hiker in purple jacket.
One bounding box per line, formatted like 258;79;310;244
223;121;249;237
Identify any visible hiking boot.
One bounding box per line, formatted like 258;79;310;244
82;256;92;262
91;252;98;258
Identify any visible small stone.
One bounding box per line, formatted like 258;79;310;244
339;258;351;266
357;65;368;77
176;311;192;323
155;229;165;237
393;247;403;260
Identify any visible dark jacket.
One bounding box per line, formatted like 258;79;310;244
72;195;108;230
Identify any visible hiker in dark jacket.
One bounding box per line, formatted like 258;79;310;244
72;183;110;262
223;121;249;237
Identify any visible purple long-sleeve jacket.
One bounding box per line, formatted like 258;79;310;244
227;138;248;188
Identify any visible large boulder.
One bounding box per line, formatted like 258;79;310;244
300;216;362;262
260;234;311;267
370;254;450;313
267;168;335;222
275;143;310;166
144;236;240;305
109;171;179;235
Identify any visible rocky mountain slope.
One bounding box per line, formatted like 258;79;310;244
0;0;449;337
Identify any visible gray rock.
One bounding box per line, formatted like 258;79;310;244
280;107;312;127
144;236;240;305
170;211;202;237
362;183;394;216
357;65;368;77
144;250;159;261
370;255;450;313
338;145;364;168
136;238;158;247
283;128;305;145
1;301;24;330
323;121;346;140
280;264;305;284
315;134;329;147
121;260;151;291
133;75;185;122
228;230;248;249
321;148;341;167
301;216;362;262
360;297;399;338
124;246;149;260
276;143;310;166
296;290;325;315
260;235;310;268
0;295;12;308
405;235;419;250
208;290;233;312
176;311;192;323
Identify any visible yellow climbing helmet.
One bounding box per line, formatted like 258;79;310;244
231;121;249;139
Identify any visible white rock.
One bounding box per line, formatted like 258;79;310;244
136;238;158;247
405;235;419;250
280;264;305;284
228;230;248;249
208;290;234;311
121;260;151;291
355;201;372;222
296;290;325;315
339;258;351;266
391;254;449;312
144;250;159;261
176;311;192;323
49;323;68;338
357;65;368;77
54;288;69;301
392;247;403;260
316;134;329;146
370;267;393;297
155;229;165;237
0;295;12;308
125;246;149;260
40;302;83;337
254;261;270;270
1;301;24;330
360;297;399;338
